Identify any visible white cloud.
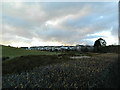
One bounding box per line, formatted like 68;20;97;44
1;2;118;46
86;29;118;45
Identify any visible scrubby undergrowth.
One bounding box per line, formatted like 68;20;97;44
2;53;119;88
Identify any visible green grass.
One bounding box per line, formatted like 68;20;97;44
1;45;99;60
1;45;61;59
2;45;107;75
1;45;101;58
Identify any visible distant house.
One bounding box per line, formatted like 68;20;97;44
61;46;69;51
37;46;44;50
52;46;61;51
27;45;94;52
20;47;28;50
46;46;53;51
75;45;83;51
30;46;37;50
68;46;75;51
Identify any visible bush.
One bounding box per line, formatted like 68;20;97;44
2;57;9;61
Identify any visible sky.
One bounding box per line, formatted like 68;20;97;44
0;1;119;47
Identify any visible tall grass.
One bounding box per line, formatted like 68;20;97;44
2;55;70;75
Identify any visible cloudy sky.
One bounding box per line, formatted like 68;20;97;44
1;2;118;47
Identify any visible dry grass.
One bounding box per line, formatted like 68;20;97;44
2;53;119;88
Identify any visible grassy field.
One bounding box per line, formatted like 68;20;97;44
1;45;99;60
2;45;100;75
2;45;119;88
1;45;61;59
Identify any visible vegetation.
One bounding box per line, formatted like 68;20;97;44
2;45;100;75
94;45;120;53
2;55;70;75
2;53;119;88
1;45;61;59
94;38;106;52
2;45;120;88
1;45;99;61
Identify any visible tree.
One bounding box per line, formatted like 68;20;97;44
94;38;106;52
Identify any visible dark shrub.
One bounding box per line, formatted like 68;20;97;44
2;57;9;61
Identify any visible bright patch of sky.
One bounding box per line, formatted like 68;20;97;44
86;29;118;45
